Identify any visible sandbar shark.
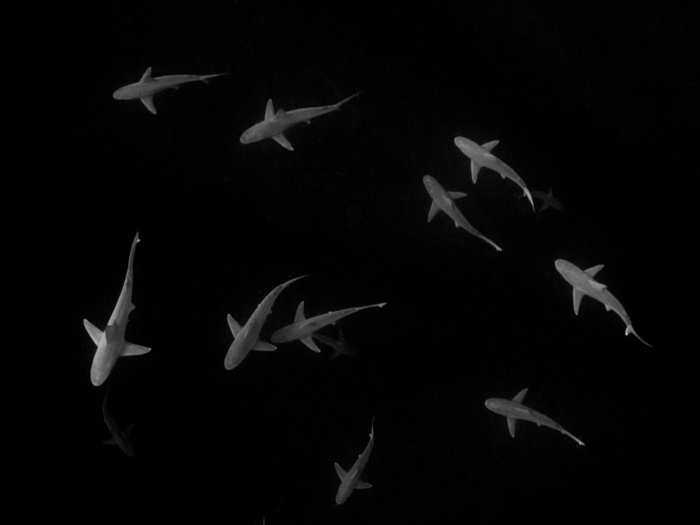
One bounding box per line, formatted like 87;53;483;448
485;388;585;446
334;418;375;505
101;392;135;457
112;66;226;115
555;259;652;348
423;175;502;252
224;275;306;370
239;92;361;151
83;232;151;387
453;136;535;211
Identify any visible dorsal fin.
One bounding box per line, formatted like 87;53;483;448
140;67;153;82
512;388;528;404
585;264;604;277
294;301;306;323
264;99;275;120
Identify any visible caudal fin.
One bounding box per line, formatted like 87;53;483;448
334;91;362;109
625;326;653;349
200;73;227;83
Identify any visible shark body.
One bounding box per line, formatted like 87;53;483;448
485;388;585;446
423;175;502;252
83;232;151;387
112;67;226;114
239;93;361;151
334;419;375;505
453;136;535;211
555;259;652;348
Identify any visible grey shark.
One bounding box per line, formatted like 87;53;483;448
423;175;502;252
239;92;361;151
334;418;375;505
112;66;226;115
555;259;652;348
485;388;585;446
532;187;563;213
453;136;535;211
224;275;306;370
313;327;359;359
83;232;151;387
270;301;386;353
101;392;135;457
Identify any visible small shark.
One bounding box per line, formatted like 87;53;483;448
453;136;535;211
485;388;585;446
270;301;386;353
334;418;375;505
239;92;361;151
554;259;652;348
313;327;359;359
423;175;502;252
101;392;135;457
532;188;563;213
112;66;226;115
224;275;306;370
83;232;151;387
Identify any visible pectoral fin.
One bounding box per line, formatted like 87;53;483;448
572;289;583;315
123;343;151;356
584;264;604;277
301;336;322;353
227;314;241;337
481;139;500;151
470;161;481;183
141;96;157;115
507;417;517;438
427;202;439;222
83;319;103;345
356;480;373;489
272;133;294;151
253;340;277;352
448;191;467;200
334;462;346;480
589;279;606;291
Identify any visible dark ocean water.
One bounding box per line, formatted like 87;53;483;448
39;2;690;523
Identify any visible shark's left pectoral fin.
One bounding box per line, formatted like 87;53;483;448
123;343;151;356
301;336;322;353
141;96;157;115
427;202;439;222
227;314;242;338
356;480;373;490
470;160;481;183
572;289;583;315
507;417;517;438
253;340;277;351
272;133;294;151
83;319;103;345
448;191;467;200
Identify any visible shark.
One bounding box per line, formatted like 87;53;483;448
423;175;502;252
334;418;375;505
554;259;652;348
83;232;151;387
313;327;359;359
101;392;135;457
224;275;306;370
453;136;535;211
532;187;563;213
485;388;585;446
269;301;386;353
112;66;226;115
239;92;361;151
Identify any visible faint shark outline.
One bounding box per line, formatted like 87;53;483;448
485;388;585;446
313;327;359;359
101;391;135;457
532;187;563;213
334;418;375;505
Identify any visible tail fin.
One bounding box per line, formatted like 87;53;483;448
334;91;362;109
200;73;227;83
625;326;653;349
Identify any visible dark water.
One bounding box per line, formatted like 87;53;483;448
41;2;689;523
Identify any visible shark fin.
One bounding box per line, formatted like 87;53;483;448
227;314;241;338
512;388;528;404
448;191;467;200
301;336;322;353
141;96;157;115
573;289;583;315
140;67;153;82
585;264;604;277
272;133;294;151
470;160;481;184
83;319;103;345
589;279;607;291
334;462;346;480
507;417;517;438
481;139;500;151
123;343;151;356
264;99;275;120
625;326;653;349
427;202;439;222
253;340;277;352
295;301;306;323
275;109;287;118
356;480;373;490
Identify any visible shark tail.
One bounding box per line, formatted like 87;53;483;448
200;73;227;83
335;91;362;109
625;325;653;349
524;189;536;212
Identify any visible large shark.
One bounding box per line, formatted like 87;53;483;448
485;388;585;446
423;175;502;252
269;301;386;353
532;187;563;213
239;92;361;151
334;418;375;505
112;66;226;115
224;275;306;370
101;392;135;457
83;232;151;387
453;136;535;211
554;259;652;348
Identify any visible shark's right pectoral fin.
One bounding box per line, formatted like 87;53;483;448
334;462;347;480
253;340;277;352
584;264;604;277
227;314;241;338
141;96;157;115
507;417;517;438
481;139;500;152
301;336;322;353
356;480;373;489
272;133;294;151
470;161;481;183
572;288;583;315
427;202;439;222
123;343;151;356
448;191;467;200
83;319;103;345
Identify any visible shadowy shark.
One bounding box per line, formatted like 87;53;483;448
532;188;563;213
453;136;535;211
555;259;652;348
313;327;359;359
239;92;361;151
334;418;375;505
485;388;585;446
423;175;502;252
270;301;386;353
112;66;226;115
224;276;306;370
83;232;151;387
101;392;134;457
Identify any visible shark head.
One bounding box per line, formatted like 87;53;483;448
112;86;129;100
554;258;574;276
453;136;478;157
240;123;264;144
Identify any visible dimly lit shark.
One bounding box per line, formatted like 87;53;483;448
270;301;386;353
224;275;306;370
453;136;535;211
423;175;502;252
101;392;135;457
314;327;359;359
112;66;226;115
239;92;361;151
334;418;375;505
532;187;563;213
83;232;151;387
485;388;585;446
554;259;652;348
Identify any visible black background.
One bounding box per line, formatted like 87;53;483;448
40;2;691;523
